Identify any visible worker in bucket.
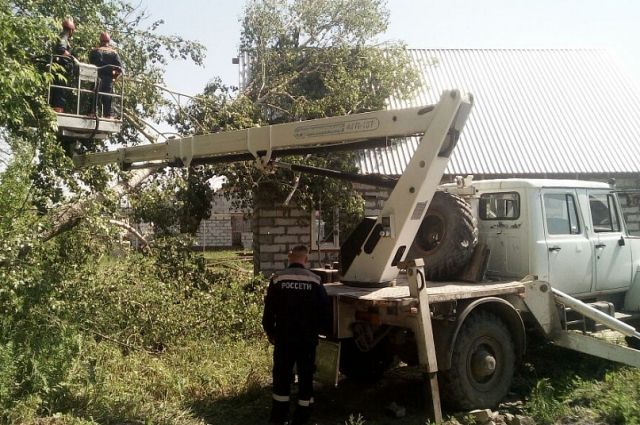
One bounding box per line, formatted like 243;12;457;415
50;17;75;113
89;31;122;118
262;245;330;425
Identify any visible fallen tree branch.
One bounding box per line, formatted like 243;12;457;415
41;112;161;244
42;167;156;243
207;261;252;274
108;219;151;251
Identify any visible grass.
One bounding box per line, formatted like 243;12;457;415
517;342;640;425
200;249;254;274
6;338;273;425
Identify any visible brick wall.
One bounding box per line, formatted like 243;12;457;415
252;203;339;276
195;214;233;247
615;177;640;235
194;193;252;248
353;183;391;216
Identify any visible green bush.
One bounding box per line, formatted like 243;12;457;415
63;249;266;352
585;369;640;424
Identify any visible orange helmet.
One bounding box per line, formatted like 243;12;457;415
62;17;75;31
100;31;111;44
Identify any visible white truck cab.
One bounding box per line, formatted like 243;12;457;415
471;179;640;308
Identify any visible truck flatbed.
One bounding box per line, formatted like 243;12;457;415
324;279;525;305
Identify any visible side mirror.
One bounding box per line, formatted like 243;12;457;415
618;236;626;247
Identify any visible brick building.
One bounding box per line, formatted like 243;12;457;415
194;193;252;250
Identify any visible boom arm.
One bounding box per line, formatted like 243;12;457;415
75;104;441;170
75;90;473;285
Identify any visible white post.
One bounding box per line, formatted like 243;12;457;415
406;259;442;424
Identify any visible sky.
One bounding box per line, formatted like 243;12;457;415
139;0;640;97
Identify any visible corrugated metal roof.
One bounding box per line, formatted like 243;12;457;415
358;49;640;176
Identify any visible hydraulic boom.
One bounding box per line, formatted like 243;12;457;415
75;90;473;285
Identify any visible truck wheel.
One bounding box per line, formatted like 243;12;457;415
441;311;515;409
339;338;395;381
407;191;477;281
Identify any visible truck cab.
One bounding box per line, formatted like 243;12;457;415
472;179;640;307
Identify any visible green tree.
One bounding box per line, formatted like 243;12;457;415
1;0;205;225
0;0;206;417
173;0;419;236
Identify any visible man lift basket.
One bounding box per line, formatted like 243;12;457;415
48;55;124;140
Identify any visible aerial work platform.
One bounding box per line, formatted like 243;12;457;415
49;56;124;140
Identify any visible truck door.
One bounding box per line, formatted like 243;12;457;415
587;191;633;292
478;191;527;278
542;190;593;295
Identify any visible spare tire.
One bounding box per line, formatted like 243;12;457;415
407;191;478;280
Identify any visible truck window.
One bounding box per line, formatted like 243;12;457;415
589;194;621;233
479;192;520;220
543;193;581;235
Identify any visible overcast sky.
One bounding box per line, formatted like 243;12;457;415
140;0;640;96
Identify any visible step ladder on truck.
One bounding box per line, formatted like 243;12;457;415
48;55;124;140
74;90;640;422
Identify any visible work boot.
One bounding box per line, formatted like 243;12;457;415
269;399;290;425
291;404;312;425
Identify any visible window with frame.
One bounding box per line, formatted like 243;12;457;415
311;208;340;250
589;194;621;233
479;192;520;220
543;193;581;235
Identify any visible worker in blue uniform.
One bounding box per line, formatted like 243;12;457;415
262;245;330;425
89;31;123;118
50;17;75;113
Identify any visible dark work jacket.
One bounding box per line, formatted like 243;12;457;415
89;46;123;80
53;32;73;70
262;263;331;345
54;32;72;56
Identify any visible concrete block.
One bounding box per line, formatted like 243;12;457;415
255;234;274;244
287;226;310;235
258;209;281;218
294;217;310;226
260;244;286;253
289;208;309;218
469;409;494;424
624;213;640;222
258;217;275;226
259;262;280;271
274;235;299;244
512;415;535;425
274;253;290;261
259;226;285;235
259;253;274;262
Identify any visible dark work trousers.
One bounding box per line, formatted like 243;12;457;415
97;77;114;117
50;65;73;110
270;339;316;424
50;76;66;110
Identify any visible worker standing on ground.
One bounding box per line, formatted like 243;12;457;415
50;17;75;113
89;32;122;118
262;245;330;425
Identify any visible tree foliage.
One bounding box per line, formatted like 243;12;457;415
1;0;205;211
0;0;209;418
173;0;419;235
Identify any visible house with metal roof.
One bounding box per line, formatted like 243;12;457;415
359;48;640;180
355;48;640;239
213;49;640;274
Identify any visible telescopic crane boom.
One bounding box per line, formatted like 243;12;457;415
75;90;473;285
